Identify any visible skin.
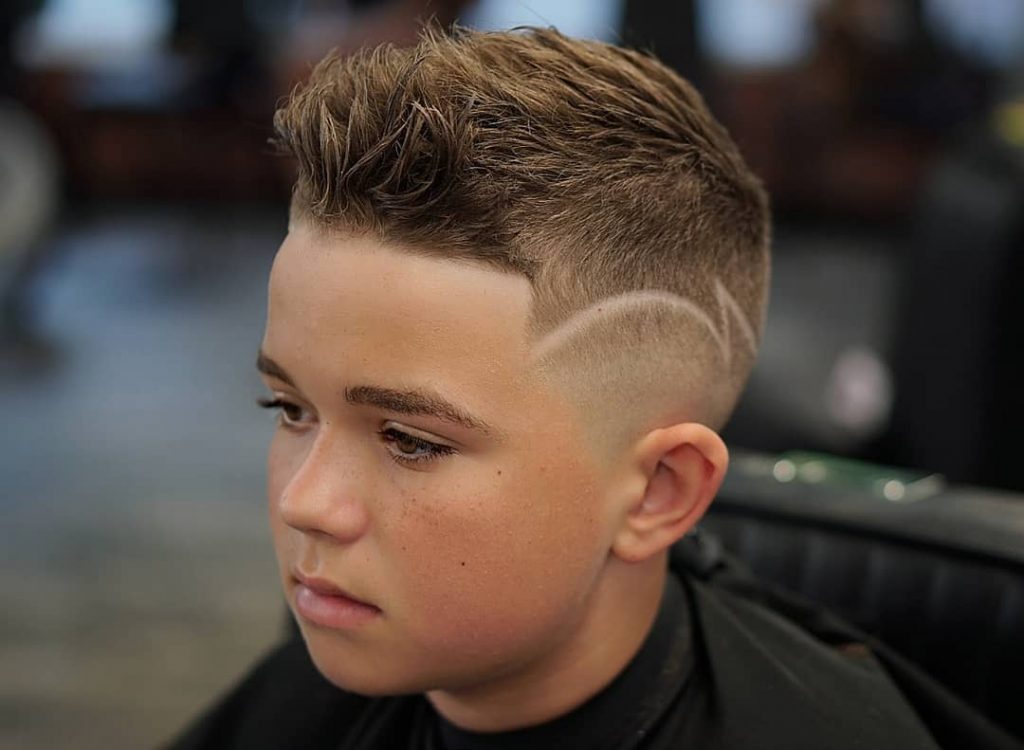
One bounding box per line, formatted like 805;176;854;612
258;221;728;732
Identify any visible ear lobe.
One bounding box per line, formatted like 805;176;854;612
612;425;728;564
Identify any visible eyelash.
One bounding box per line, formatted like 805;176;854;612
257;397;307;426
377;427;456;465
256;397;456;466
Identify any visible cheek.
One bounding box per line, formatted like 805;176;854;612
380;457;607;653
267;433;290;505
266;436;286;509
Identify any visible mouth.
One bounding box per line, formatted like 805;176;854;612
291;571;382;630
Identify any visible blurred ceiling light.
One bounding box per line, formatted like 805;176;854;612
463;0;625;42
925;0;1024;68
697;0;822;68
14;0;172;69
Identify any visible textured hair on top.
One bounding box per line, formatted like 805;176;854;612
273;23;770;440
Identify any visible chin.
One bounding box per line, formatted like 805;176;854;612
301;629;430;697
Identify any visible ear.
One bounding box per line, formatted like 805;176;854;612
612;423;728;564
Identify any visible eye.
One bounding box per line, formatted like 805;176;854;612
257;397;314;430
378;426;456;466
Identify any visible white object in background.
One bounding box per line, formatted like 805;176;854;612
0;102;59;270
824;345;894;441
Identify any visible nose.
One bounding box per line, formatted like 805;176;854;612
273;429;371;543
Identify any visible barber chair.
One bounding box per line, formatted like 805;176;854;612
884;97;1024;493
702;451;1024;740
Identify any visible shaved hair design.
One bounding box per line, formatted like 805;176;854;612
532;281;759;370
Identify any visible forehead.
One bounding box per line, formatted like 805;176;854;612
264;226;543;423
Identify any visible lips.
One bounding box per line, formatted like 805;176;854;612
295;573;371;603
291;571;381;630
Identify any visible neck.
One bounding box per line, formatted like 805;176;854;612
426;553;668;733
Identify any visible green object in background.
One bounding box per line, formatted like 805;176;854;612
994;98;1024;149
732;451;946;503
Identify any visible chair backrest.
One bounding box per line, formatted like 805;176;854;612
885;122;1024;492
702;452;1024;741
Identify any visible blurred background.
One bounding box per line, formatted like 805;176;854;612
1;0;1023;747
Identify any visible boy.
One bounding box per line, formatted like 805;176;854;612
169;25;1021;750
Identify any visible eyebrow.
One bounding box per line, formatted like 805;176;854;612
256;351;497;436
256;351;295;386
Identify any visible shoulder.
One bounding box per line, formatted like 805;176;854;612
164;637;373;750
682;573;943;750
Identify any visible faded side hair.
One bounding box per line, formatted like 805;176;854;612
273;23;771;440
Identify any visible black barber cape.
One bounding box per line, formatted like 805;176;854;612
168;532;1023;750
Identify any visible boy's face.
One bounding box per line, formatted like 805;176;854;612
259;224;622;695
